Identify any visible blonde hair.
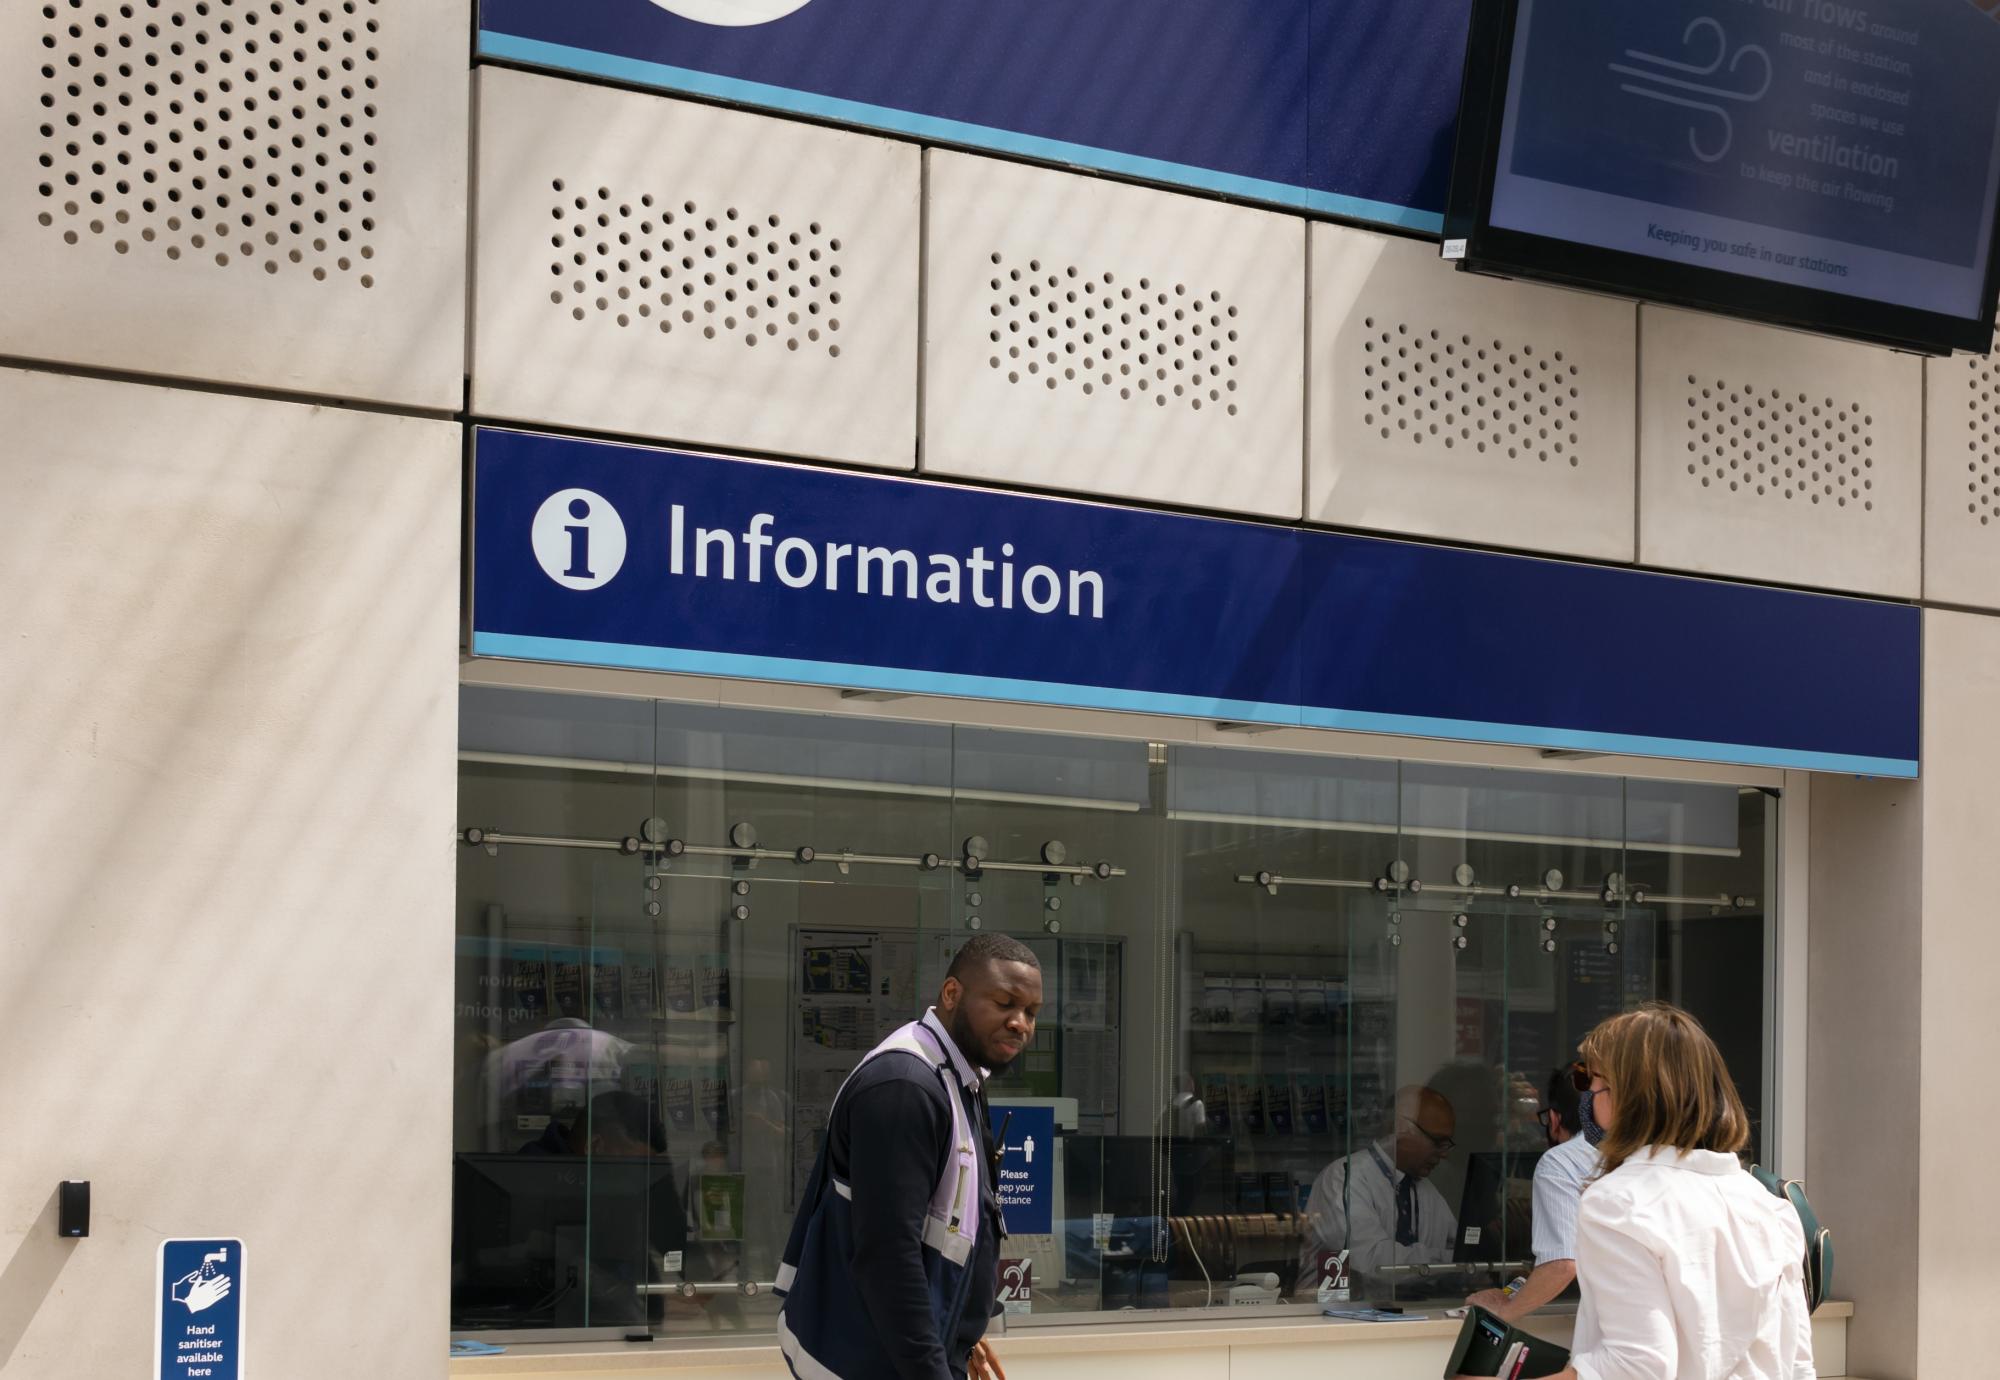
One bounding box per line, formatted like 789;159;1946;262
1578;1002;1751;1175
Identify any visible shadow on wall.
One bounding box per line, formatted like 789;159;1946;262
0;1189;79;1369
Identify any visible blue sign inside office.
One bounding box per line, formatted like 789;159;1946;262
474;0;1469;232
989;1106;1055;1237
156;1239;243;1380
469;427;1920;777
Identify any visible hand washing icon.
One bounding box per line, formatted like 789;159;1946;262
171;1247;233;1315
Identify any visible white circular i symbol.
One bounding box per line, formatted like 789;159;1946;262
531;489;627;590
645;0;816;25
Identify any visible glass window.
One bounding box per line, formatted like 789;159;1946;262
451;688;1776;1337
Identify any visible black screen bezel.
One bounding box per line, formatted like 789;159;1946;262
1444;0;2000;356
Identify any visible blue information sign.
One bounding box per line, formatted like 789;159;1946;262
469;427;1920;776
475;0;1470;231
989;1105;1056;1237
156;1239;243;1380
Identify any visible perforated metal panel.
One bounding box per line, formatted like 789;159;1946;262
1925;346;2000;609
923;151;1304;519
0;0;467;407
1638;307;1920;597
472;68;919;470
1309;227;1636;561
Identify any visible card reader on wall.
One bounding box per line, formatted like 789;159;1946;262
58;1181;89;1238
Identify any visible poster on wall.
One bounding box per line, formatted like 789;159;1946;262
793;928;922;1201
1061;941;1113;1030
156;1239;244;1380
988;1105;1056;1235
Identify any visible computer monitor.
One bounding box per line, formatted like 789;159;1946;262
452;1152;684;1330
1451;1149;1543;1265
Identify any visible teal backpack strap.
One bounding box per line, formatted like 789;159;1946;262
1751;1164;1832;1313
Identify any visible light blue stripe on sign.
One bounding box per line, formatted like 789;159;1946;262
471;633;1304;725
470;633;1917;777
476;32;1447;234
1295;706;1918;778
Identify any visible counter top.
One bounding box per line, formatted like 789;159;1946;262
449;1301;1852;1374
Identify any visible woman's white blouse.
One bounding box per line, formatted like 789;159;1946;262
1570;1147;1815;1380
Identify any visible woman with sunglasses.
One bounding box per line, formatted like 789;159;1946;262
1498;1003;1814;1380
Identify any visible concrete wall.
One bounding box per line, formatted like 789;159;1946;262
0;369;461;1380
1808;775;1922;1380
1916;610;2000;1378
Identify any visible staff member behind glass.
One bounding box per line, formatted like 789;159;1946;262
1462;1002;1814;1380
1299;1085;1459;1293
777;934;1041;1380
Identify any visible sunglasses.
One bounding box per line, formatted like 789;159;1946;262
1569;1061;1606;1094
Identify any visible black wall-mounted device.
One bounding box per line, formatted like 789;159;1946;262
58;1181;89;1238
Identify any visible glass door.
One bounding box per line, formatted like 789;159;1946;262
945;726;1147;1320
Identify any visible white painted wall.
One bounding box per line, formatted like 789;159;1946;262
0;369;461;1379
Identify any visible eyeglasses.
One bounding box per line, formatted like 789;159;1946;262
1535;1107;1554;1130
1401;1116;1457;1155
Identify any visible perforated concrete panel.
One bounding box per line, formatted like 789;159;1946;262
922;151;1304;519
0;0;467;408
1309;227;1636;562
1638;307;1921;598
1925;347;2000;610
472;68;919;470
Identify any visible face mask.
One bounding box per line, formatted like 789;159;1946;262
1578;1088;1608;1147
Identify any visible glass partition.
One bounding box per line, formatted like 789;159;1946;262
451;688;1777;1337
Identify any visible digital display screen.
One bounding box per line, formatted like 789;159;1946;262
1470;0;2000;347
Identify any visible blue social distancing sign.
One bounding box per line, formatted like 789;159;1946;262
156;1239;243;1379
989;1105;1054;1236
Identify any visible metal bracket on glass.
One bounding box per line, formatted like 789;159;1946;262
455;824;1125;879
638;1281;774;1297
1231;866;1755;911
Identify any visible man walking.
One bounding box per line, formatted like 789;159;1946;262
777;934;1043;1380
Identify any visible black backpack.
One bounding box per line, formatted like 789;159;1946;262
1750;1165;1832;1312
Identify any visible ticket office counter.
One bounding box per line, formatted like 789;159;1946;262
450;681;1787;1352
454;428;1902;1368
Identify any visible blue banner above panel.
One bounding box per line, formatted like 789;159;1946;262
474;0;1469;232
469;428;1920;777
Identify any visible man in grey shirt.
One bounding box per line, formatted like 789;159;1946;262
1464;1065;1599;1322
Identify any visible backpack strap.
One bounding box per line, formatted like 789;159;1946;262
1750;1164;1832;1313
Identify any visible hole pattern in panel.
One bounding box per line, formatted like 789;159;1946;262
985;254;1239;414
1682;376;1874;509
1359;318;1580;463
1961;354;2000;526
36;0;381;284
549;181;844;354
